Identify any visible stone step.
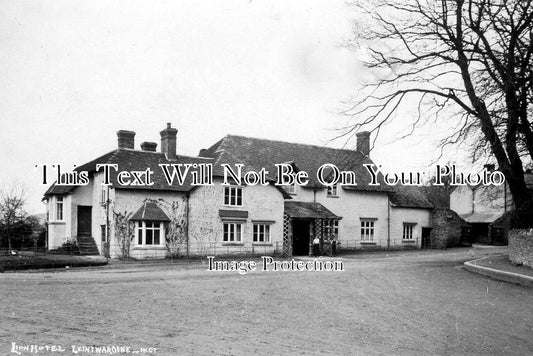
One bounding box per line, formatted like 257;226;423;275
76;236;100;256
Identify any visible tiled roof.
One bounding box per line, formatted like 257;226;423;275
130;201;170;221
284;201;341;219
460;212;503;223
390;185;434;209
200;135;392;192
450;172;533;192
43;134;434;210
44;149;214;197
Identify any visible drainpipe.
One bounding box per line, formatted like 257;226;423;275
42;199;48;251
105;186;110;261
387;195;391;250
471;187;475;214
186;193;190;259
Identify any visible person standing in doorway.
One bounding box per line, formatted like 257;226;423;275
312;236;320;256
331;238;337;256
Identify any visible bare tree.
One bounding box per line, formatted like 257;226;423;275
343;0;532;211
0;185;27;252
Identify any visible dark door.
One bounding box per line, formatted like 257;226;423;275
292;219;310;256
77;206;92;236
490;226;505;246
421;227;432;249
461;225;472;246
472;223;489;244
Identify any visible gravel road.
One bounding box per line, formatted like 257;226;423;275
1;247;531;355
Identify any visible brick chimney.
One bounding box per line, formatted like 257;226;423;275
117;130;135;150
160;123;177;160
141;142;158;152
356;131;370;156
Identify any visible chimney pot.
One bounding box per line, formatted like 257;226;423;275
141;142;158;152
356;131;370;156
160;123;178;160
117;130;135;150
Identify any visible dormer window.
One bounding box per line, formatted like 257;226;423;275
224;186;242;206
284;182;296;194
327;184;338;197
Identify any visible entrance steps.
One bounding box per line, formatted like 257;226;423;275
76;236;100;255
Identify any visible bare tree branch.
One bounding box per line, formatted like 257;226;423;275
343;0;533;211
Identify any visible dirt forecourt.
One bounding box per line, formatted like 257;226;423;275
1;248;532;355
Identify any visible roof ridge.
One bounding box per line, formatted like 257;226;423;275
74;149;118;172
224;134;360;154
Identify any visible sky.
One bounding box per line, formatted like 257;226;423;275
0;0;462;214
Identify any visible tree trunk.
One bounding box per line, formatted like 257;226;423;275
7;226;12;253
453;0;532;213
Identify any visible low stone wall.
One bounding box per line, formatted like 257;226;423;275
509;230;533;267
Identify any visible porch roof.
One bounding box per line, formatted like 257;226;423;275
284;201;340;220
459;212;503;224
130;201;170;221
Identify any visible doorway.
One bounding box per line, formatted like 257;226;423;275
292;219;310;256
421;227;432;249
77;206;92;236
472;223;489;244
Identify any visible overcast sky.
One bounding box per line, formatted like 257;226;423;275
1;0;461;214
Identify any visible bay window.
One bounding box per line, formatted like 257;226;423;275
136;221;164;246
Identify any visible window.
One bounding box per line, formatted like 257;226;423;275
224;186;242;206
284;183;296;194
100;187;107;205
360;219;375;242
137;221;163;245
327;184;338;197
403;223;415;241
253;224;271;243
223;222;242;242
324;220;339;236
56;197;64;221
101;225;107;243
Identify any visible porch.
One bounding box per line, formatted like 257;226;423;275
282;201;341;256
